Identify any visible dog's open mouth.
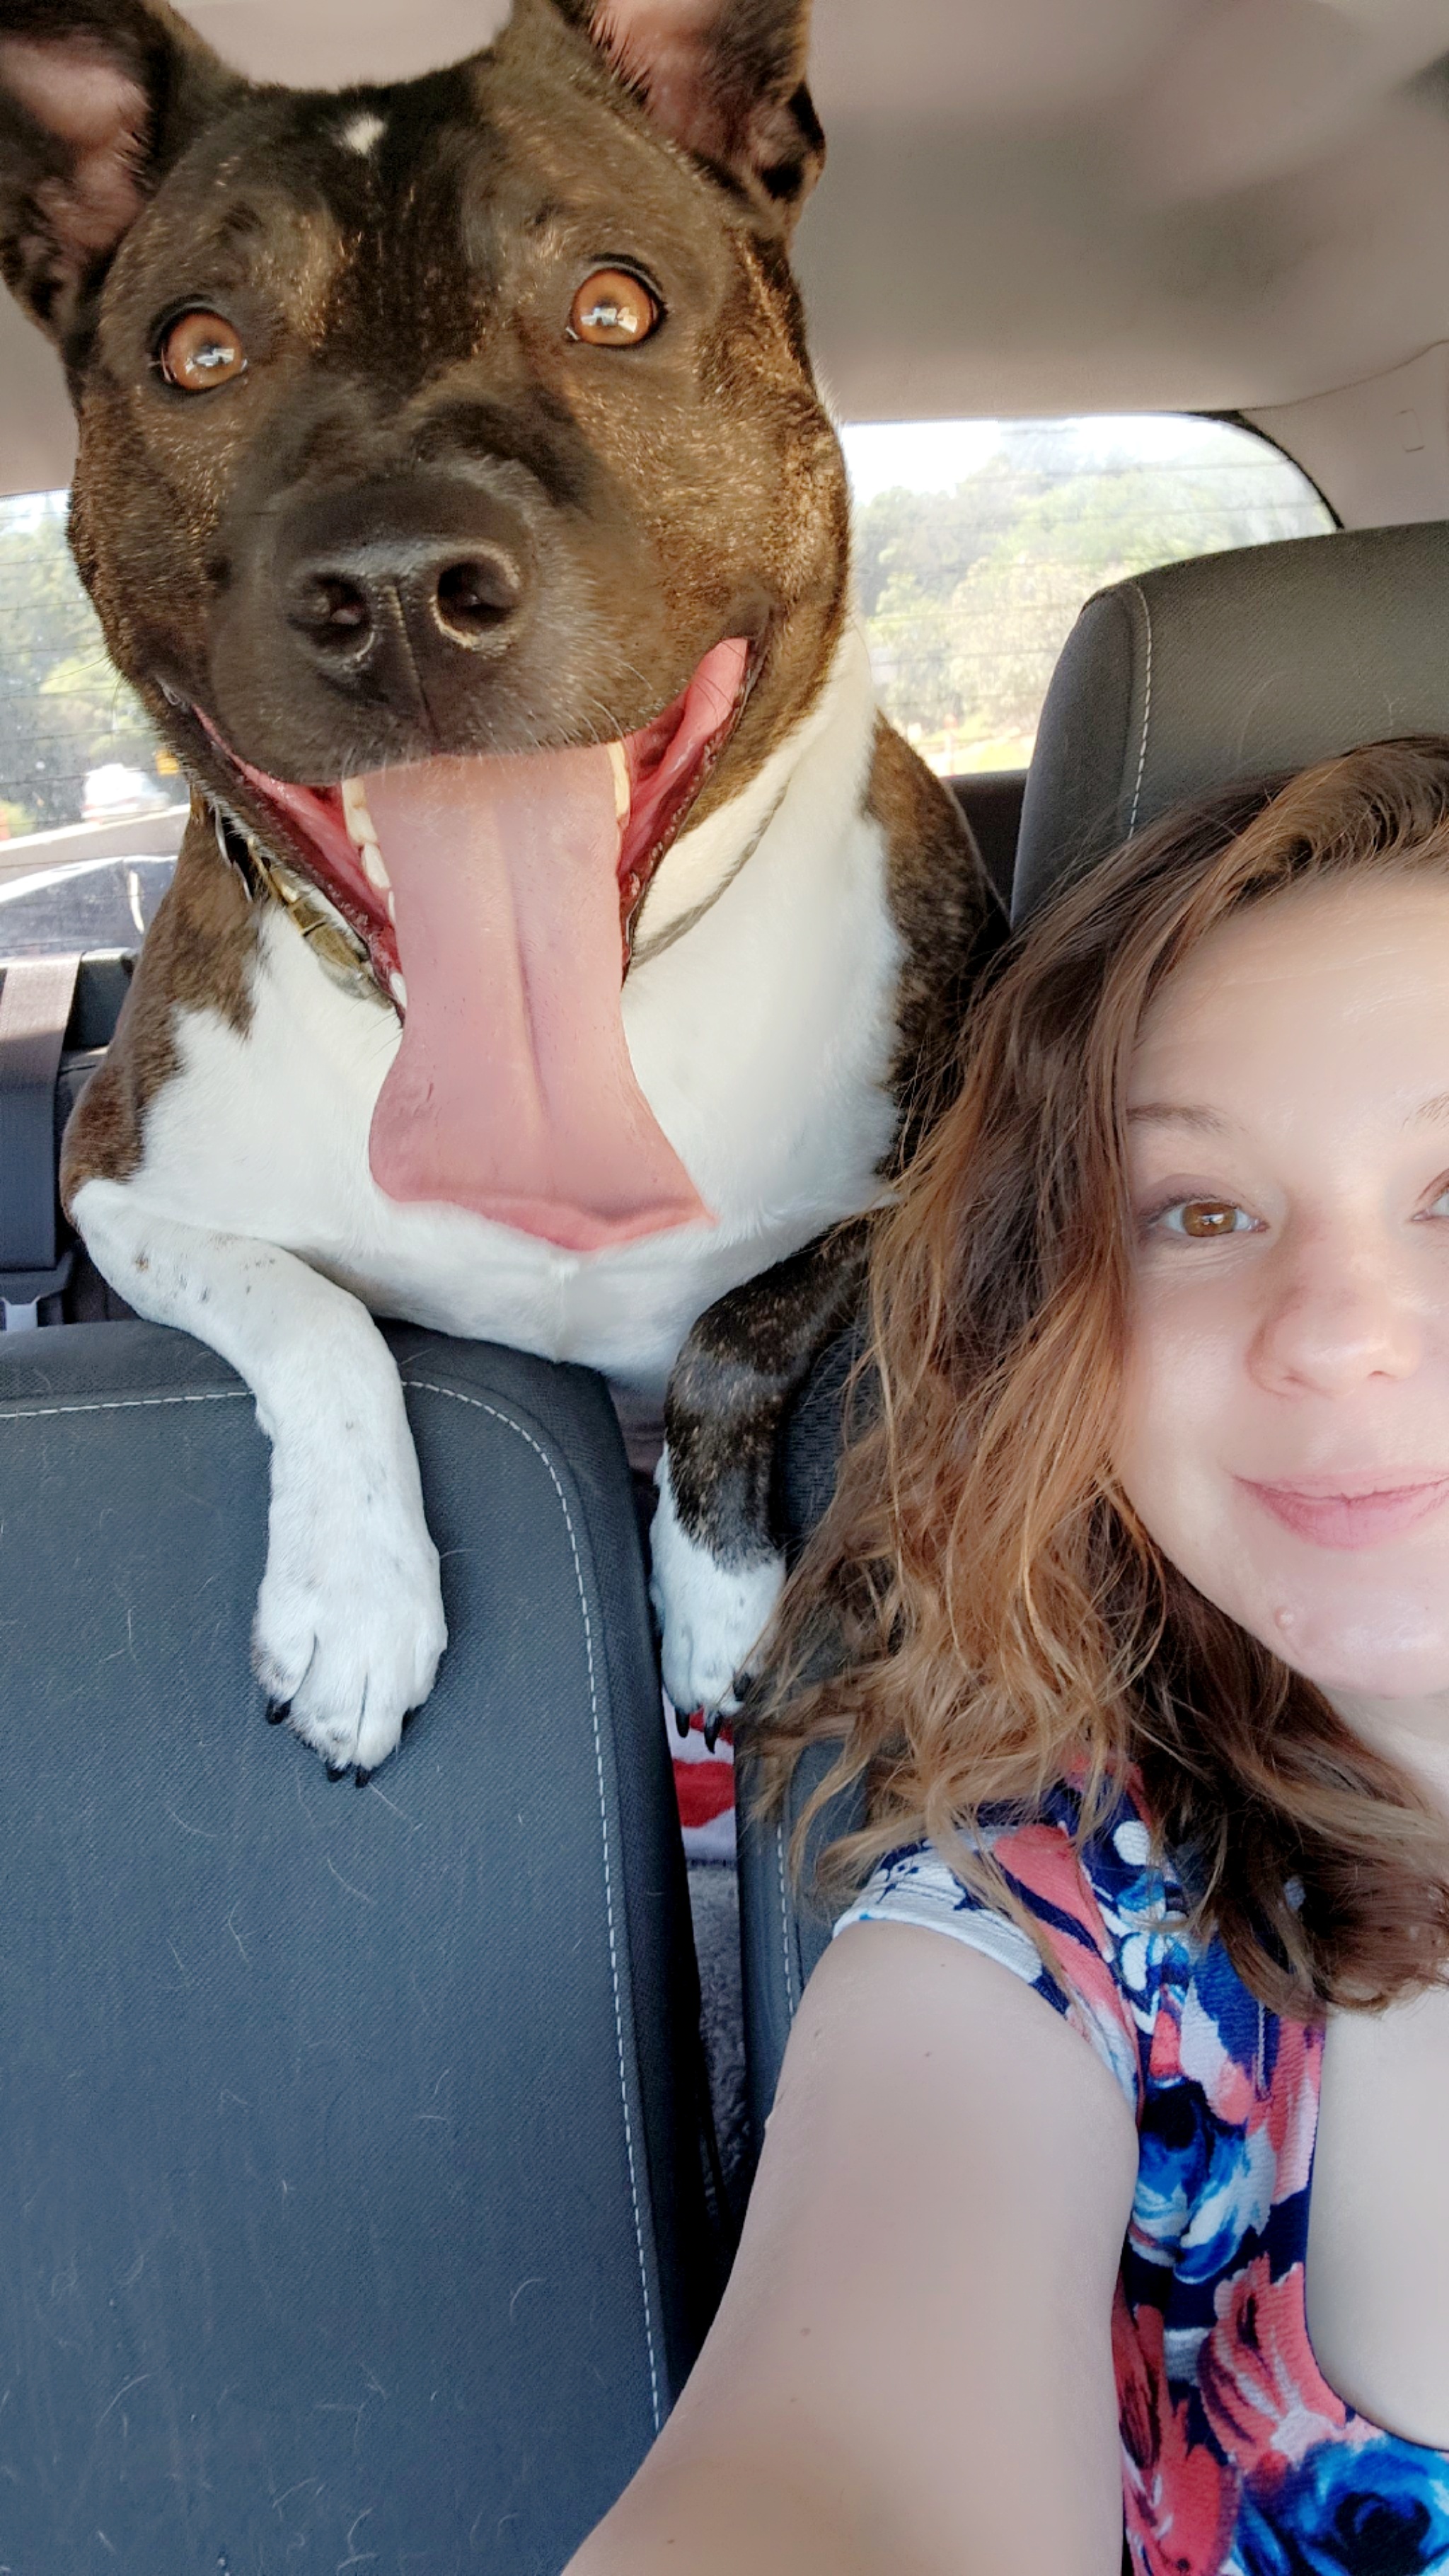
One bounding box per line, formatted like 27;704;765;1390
212;636;751;1251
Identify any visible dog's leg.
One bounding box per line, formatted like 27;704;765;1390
71;1177;446;1775
652;1220;869;1721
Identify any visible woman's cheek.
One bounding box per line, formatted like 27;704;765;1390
1112;1277;1245;1569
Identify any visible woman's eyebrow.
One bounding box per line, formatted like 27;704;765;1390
1126;1102;1231;1134
1408;1090;1449;1128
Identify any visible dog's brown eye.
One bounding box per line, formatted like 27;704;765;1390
568;269;660;347
159;309;248;393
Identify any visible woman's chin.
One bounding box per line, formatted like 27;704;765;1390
1247;1580;1449;1702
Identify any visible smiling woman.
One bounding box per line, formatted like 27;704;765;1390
761;739;1449;2014
568;738;1449;2576
1117;870;1449;1699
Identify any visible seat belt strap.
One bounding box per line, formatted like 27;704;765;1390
0;954;80;1332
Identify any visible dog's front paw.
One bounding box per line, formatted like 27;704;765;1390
650;1454;785;1718
252;1461;446;1775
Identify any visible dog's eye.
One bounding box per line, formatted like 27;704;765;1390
567;269;660;347
158;309;248;393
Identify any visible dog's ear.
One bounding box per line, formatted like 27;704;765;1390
0;0;243;345
571;0;824;228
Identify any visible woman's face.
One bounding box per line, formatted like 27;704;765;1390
1113;874;1449;1702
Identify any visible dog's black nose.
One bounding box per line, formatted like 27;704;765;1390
287;537;525;661
278;477;532;717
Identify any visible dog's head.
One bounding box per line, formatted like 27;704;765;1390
0;0;850;1245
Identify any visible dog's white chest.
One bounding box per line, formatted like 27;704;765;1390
134;637;901;1392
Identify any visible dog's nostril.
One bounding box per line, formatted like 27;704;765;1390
434;554;520;642
291;574;374;652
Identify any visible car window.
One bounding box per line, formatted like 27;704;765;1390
0;489;183;956
0;490;169;838
840;415;1334;776
0;419;1333;953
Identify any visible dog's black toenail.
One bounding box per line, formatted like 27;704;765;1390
265;1699;290;1726
326;1761;349;1782
401;1706;420;1734
703;1714;721;1753
354;1767;372;1789
673;1702;692;1740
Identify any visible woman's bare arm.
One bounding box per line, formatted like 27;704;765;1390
567;1919;1138;2576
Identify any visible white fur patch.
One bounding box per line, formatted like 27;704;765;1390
340;111;385;156
127;622;899;1400
650;1452;785;1717
71;1181;446;1774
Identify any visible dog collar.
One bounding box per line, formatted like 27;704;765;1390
211;805;392;1011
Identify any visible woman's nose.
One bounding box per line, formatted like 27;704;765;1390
1249;1237;1423;1396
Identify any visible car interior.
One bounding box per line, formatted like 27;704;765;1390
6;0;1449;2566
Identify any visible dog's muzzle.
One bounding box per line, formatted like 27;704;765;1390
207;636;754;1251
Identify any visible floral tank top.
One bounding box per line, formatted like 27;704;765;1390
836;1777;1449;2575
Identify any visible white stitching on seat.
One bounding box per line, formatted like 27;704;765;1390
408;1380;664;2433
776;1820;798;2015
1;1371;664;2434
0;1389;247;1422
1126;582;1155;838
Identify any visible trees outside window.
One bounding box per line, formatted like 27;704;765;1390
0;493;161;836
846;417;1332;773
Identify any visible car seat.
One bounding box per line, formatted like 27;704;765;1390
739;513;1449;2135
0;1318;722;2573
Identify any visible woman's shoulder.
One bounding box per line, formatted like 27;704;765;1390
836;1770;1196;2117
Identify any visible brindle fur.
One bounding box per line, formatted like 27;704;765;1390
663;1218;870;1597
2;0;991;1682
662;724;993;1586
873;714;1003;1166
3;0;850;884
62;803;258;1193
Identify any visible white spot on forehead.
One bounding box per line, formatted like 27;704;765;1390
340;111;386;156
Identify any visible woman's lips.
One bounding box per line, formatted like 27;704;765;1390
1240;1473;1449;1549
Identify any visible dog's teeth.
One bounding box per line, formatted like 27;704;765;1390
388;969;408;1009
607;739;630;826
361;841;391;894
386;889;397;924
341;775;379;850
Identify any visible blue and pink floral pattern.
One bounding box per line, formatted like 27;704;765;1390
837;1778;1449;2574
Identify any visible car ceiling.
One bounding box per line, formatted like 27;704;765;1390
4;0;1449;504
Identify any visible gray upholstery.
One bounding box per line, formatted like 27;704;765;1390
1013;519;1449;925
0;1319;717;2573
738;1332;866;2149
737;1738;865;2151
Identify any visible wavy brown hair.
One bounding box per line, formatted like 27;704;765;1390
756;737;1449;2016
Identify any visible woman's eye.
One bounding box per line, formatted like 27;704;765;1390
1154;1198;1257;1240
567;268;662;347
1426;1184;1449;1220
158;308;248;392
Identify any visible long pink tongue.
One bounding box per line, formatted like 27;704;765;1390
364;744;710;1250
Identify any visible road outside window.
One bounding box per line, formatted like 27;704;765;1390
841;415;1333;775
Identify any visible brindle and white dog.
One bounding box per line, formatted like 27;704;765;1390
0;0;988;1776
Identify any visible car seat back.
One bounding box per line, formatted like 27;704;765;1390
0;1319;718;2574
1013;518;1449;925
737;1333;866;2147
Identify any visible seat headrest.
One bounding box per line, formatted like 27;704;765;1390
1012;519;1449;927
